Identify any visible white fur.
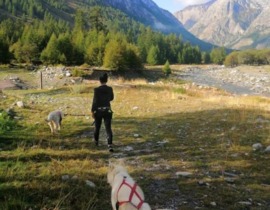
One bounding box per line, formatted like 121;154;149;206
107;160;151;210
46;110;63;134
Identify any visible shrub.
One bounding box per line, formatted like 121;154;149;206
163;60;171;76
72;68;87;77
0;110;16;134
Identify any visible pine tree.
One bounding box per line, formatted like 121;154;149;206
202;52;211;64
72;10;86;64
210;47;226;65
224;51;239;67
177;52;183;64
85;42;99;66
40;33;63;64
125;43;143;70
96;31;107;66
73;10;86;32
162;60;171;76
103;39;126;71
89;7;106;32
0;38;10;63
147;45;160;65
10;40;38;63
57;33;73;65
72;30;85;64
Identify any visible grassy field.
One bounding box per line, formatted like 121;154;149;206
0;66;270;210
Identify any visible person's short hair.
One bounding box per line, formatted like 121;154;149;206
99;73;108;83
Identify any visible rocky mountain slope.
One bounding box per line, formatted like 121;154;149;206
103;0;213;50
174;0;270;49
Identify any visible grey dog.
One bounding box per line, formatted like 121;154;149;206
46;110;63;134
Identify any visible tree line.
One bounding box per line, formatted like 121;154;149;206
225;49;270;67
0;4;230;70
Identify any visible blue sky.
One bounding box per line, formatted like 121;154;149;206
152;0;211;13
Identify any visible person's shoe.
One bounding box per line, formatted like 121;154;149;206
108;144;114;152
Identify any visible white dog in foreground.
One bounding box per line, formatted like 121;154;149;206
107;161;151;210
46;110;63;134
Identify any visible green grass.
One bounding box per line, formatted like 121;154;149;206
1;66;270;209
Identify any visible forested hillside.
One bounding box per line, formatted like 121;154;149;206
0;0;211;68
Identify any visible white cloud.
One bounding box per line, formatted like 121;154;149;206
153;0;212;12
173;0;211;8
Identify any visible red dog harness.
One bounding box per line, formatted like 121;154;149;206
117;177;144;209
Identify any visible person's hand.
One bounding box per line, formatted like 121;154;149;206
91;112;95;119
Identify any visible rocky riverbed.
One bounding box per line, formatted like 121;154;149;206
175;65;270;97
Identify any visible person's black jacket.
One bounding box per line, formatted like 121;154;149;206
91;85;114;112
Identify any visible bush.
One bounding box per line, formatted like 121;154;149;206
0;110;16;134
162;60;171;76
72;68;87;77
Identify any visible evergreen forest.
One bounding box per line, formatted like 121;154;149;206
0;0;213;70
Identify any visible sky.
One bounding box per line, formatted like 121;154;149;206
152;0;211;13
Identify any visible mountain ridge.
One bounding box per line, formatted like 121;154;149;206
174;0;270;50
101;0;214;50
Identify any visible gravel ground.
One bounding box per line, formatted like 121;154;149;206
2;65;270;97
175;66;270;97
0;80;17;90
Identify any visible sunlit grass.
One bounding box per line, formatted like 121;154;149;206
1;66;270;209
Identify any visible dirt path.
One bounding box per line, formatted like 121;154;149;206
0;80;17;90
175;66;270;97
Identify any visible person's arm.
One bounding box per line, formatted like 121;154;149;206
110;87;114;101
91;88;97;113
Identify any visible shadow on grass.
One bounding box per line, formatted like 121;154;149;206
112;108;270;209
0;171;111;210
1;107;270;209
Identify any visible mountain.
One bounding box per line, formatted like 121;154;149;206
174;0;270;50
0;0;213;51
102;0;214;50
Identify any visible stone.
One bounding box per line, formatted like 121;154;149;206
65;71;72;77
238;201;252;206
265;146;270;153
210;202;217;207
223;172;238;177
198;180;207;186
157;140;169;145
85;180;96;188
123;146;134;151
224;177;235;183
71;175;78;180
252;143;263;151
16;101;24;108
176;171;192;177
62;175;70;181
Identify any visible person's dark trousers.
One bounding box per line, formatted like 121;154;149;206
94;110;113;145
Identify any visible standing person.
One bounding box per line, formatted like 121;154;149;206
91;73;114;152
